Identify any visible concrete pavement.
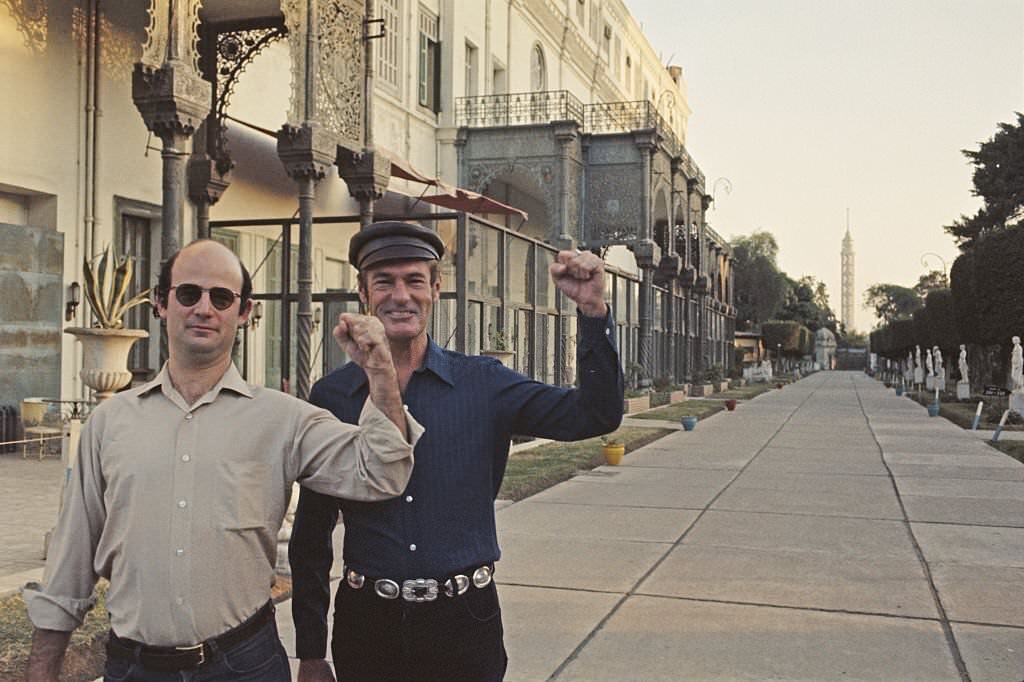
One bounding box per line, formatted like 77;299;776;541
4;371;1022;679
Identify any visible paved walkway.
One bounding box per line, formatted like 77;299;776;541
5;372;1022;680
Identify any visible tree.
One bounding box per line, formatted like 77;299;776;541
777;275;837;333
730;231;787;331
913;269;948;298
945;112;1024;248
863;283;922;325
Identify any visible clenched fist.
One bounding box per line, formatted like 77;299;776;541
549;250;609;318
334;313;396;375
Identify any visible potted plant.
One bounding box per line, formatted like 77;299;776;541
601;435;625;465
681;415;698;431
724;399;737;411
481;329;515;368
65;245;151;401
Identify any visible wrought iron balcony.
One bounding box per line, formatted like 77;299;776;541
456;90;585;128
457;92;705;188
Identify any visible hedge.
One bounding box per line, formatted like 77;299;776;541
762;320;813;356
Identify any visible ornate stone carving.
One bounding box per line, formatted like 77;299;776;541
283;0;364;149
337;148;391;202
187;154;232;205
140;0;203;73
277;122;336;181
132;61;212;140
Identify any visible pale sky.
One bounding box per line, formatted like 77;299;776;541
626;0;1024;332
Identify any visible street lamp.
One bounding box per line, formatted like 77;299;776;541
919;252;948;278
776;343;782;373
711;177;732;210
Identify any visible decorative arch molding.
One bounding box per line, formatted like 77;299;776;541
467;159;560;239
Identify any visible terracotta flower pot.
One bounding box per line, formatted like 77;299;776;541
602;444;625;465
724;399;737;411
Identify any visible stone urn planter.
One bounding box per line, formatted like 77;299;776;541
681;416;698;431
65;327;148;401
724;399;737;411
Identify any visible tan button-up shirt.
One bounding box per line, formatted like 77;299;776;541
24;364;421;646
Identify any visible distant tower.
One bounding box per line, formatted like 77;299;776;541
841;212;855;331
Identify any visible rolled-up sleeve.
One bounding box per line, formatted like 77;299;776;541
293;398;422;500
23;417;105;631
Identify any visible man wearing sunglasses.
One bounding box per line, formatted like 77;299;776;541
289;221;623;681
25;239;422;681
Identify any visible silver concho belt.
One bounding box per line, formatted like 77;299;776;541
345;565;494;602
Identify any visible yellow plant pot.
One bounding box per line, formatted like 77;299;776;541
602;444;625;466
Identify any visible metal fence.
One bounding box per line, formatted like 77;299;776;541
455;90;585;129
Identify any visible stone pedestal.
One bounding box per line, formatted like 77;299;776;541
1010;391;1024;416
925;376;935;390
956;382;970;400
914;368;923;385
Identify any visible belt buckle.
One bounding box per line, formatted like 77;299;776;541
174;643;205;667
373;578;400;600
401;578;438;602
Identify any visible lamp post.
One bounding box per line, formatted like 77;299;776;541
776;343;782;374
919;252;948;279
711;177;732;210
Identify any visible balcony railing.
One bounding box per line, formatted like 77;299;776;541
458;92;706;188
456;90;585;128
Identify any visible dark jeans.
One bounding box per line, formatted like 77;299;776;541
103;617;290;681
331;580;508;681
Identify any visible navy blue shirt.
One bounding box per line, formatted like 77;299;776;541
290;311;623;658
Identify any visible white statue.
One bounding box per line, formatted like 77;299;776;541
933;346;943;382
913;346;924;385
958;344;969;384
1012;335;1023;392
925;348;934;377
915;345;922;370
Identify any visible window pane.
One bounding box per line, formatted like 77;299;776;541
536;249;556;311
506;237;533;305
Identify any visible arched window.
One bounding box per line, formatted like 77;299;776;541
530;43;547;91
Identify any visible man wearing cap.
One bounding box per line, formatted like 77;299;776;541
290;221;624;681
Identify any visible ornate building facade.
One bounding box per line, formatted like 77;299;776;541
1;0;734;406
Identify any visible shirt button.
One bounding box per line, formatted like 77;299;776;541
175;548;184;556
181;455;190;463
409;544;417;551
175;597;184;605
405;495;413;503
177;499;187;508
185;414;193;420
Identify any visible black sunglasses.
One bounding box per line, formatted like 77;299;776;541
170;284;241;311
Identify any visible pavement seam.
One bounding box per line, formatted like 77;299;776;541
852;374;972;682
547;376;822;680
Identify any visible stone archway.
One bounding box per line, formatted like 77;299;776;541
469;163;553;242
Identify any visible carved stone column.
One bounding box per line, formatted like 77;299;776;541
552;121;579;250
132;1;211;260
633;131;659;385
278;123;335;401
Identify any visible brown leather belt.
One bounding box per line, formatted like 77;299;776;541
106;601;275;671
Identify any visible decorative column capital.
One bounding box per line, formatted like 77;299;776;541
337;147;391;202
277;122;336;182
132;61;211;142
187;154;232;205
701;193;713;212
632;129;658;151
629;239;662;269
552;120;579;144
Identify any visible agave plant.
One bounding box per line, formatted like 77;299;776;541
81;245;152;329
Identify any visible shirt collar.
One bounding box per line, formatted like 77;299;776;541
342;336;454;396
139;362;255;405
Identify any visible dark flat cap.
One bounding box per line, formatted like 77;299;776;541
348;221;446;270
